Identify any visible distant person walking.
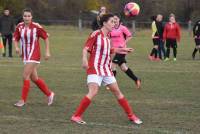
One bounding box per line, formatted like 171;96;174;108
163;13;181;61
192;19;200;59
91;6;106;31
0;8;15;57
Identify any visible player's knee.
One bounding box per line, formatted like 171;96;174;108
120;65;128;72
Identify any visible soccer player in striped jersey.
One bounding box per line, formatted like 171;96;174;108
192;19;200;59
110;14;141;89
71;14;142;125
13;8;54;107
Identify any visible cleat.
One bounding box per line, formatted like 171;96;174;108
148;55;153;61
14;100;25;107
154;57;160;61
135;79;141;89
173;58;177;61
48;92;55;106
129;115;143;125
164;58;169;62
192;54;195;60
71;116;86;125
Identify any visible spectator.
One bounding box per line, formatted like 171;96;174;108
0;8;15;57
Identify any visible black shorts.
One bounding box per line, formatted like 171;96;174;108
195;38;200;46
153;38;159;46
112;54;126;66
166;39;177;48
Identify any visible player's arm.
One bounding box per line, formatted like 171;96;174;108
193;21;198;37
44;38;50;60
13;27;21;55
176;24;181;42
82;32;97;69
111;47;133;55
82;47;89;69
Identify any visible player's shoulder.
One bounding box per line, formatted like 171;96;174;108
16;22;24;27
32;22;43;28
89;30;101;38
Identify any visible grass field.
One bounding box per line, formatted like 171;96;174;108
0;26;200;134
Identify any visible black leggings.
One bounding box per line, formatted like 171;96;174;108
2;34;13;57
166;39;177;58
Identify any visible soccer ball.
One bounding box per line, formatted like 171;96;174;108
124;2;140;17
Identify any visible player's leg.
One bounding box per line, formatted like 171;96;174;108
172;40;177;61
192;38;199;59
71;75;101;124
30;66;54;106
2;35;7;57
112;54;121;77
8;34;13;57
165;39;170;61
107;82;142;124
120;63;141;89
14;63;36;107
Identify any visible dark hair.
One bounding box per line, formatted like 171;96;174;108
150;15;156;21
4;7;9;11
113;13;122;21
22;8;33;15
99;13;114;27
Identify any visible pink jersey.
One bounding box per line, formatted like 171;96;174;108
110;25;132;48
84;31;113;76
13;22;48;63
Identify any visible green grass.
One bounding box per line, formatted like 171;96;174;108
0;26;200;134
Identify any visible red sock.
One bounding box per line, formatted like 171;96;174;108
34;78;51;96
21;80;30;102
73;96;91;117
118;97;134;118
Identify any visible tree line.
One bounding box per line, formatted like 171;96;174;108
0;0;199;23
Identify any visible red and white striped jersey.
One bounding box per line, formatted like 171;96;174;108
13;22;48;63
84;31;113;76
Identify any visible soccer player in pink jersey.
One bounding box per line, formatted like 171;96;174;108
13;8;54;107
71;14;142;125
110;14;141;89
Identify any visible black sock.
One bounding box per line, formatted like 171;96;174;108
166;48;170;58
154;49;158;58
125;68;138;81
193;48;198;56
150;48;156;56
173;47;177;58
112;70;117;77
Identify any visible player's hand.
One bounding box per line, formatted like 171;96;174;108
45;52;51;60
115;48;134;54
82;59;88;70
194;36;197;38
15;47;20;55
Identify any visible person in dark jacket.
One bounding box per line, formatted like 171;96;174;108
192;19;200;59
0;8;15;57
91;6;106;31
156;14;165;60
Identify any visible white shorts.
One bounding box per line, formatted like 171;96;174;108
87;74;116;86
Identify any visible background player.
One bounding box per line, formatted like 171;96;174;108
110;13;141;89
13;8;54;107
148;15;160;61
71;14;142;125
163;13;181;61
192;19;200;59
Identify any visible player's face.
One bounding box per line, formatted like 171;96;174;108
104;17;115;32
4;10;10;16
156;15;163;22
169;16;175;23
113;16;120;27
23;12;32;25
